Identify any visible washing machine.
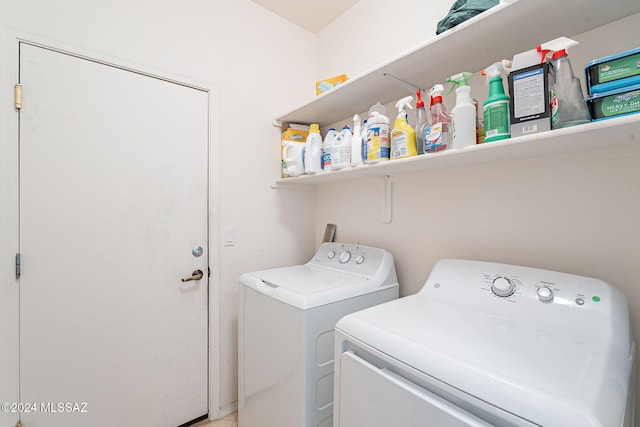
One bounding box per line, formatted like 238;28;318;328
334;258;636;427
238;242;399;427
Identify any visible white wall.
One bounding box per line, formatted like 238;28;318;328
316;1;640;422
0;0;318;419
317;0;452;81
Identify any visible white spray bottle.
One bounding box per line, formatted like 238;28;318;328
350;114;364;167
446;72;475;149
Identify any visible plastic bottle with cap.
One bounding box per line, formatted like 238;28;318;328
329;125;352;170
321;128;338;170
482;60;512;142
391;95;417;159
303;124;323;174
350;114;364;167
365;102;390;163
446;72;476;149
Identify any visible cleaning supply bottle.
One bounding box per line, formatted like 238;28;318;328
541;39;591;129
391;96;417;159
414;90;428;155
304;124;322;174
550;49;592;128
446;72;476;149
350;114;364;167
365;102;391;163
329;125;352;170
424;84;451;153
321;128;338;170
482;60;512;142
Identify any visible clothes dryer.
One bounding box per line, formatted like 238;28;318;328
334;259;635;427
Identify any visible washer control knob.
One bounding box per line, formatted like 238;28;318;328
537;286;554;302
491;277;515;297
339;250;352;264
356;255;365;264
327;250;336;259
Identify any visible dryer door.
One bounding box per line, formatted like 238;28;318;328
338;352;491;427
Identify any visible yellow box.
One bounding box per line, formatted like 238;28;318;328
316;74;349;95
281;128;309;143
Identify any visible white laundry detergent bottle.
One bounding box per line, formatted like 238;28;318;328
281;141;305;177
304;124;323;174
321;128;338;170
329;126;352;170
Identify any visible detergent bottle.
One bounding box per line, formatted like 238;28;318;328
415;90;428;155
446;72;476;149
365;102;391;163
482;60;512;142
350;114;364;167
330;125;352;170
321;128;338;170
538;37;591;129
424;84;451;153
390;96;417;159
304;124;322;174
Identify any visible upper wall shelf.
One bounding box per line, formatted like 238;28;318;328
271;114;640;186
275;0;640;127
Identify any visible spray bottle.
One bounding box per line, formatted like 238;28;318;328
350;114;364;167
446;72;475;149
424;84;451;153
482;60;512;142
537;37;591;129
391;96;417;159
415;90;428;154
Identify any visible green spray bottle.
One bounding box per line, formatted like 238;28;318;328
482;60;512;142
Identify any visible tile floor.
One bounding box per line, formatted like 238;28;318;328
193;412;237;427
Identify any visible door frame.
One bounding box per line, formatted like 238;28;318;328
0;27;223;422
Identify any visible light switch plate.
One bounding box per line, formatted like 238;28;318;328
223;227;236;246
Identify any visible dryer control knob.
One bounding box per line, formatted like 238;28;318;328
356;255;365;264
327;250;336;259
339;251;352;264
537;286;554;302
491;277;515;297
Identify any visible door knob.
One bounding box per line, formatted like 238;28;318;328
181;269;204;282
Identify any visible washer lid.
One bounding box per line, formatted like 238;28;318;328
336;293;634;427
239;265;394;309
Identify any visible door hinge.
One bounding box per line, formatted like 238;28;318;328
16;253;21;279
14;83;22;109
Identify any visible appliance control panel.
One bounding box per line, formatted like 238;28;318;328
420;259;623;317
310;242;394;279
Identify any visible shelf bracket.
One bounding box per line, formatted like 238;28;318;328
381;175;391;224
383;73;424;98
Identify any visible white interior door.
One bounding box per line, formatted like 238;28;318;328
18;42;209;427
